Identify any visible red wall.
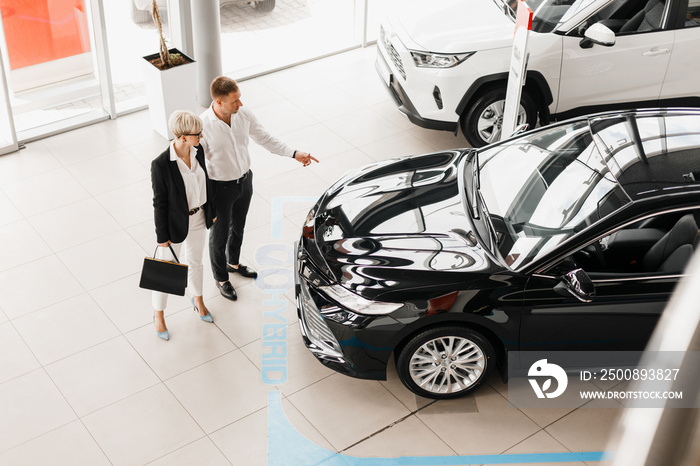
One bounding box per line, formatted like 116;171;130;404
0;0;90;70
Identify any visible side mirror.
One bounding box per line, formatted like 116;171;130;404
580;23;616;49
554;268;595;302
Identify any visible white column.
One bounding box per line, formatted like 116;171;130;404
191;0;222;107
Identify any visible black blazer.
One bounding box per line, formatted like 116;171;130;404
151;145;216;244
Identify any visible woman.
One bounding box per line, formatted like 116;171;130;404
151;110;216;340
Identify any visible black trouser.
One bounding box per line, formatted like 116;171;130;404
209;170;253;282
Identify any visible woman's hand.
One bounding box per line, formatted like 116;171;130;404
158;240;171;247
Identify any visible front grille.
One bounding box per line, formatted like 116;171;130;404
380;26;406;80
302;300;338;350
388;44;406;80
297;258;343;359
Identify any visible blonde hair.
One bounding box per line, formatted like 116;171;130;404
168;110;202;138
210;76;239;100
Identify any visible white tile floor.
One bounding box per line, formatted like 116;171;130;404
0;47;616;465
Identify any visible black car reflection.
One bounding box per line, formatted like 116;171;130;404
295;109;700;399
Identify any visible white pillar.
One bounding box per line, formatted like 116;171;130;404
191;0;222;107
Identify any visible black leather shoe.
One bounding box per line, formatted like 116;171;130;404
226;264;258;278
216;281;237;301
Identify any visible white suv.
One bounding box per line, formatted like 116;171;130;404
376;0;700;147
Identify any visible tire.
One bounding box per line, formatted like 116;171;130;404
252;0;276;12
462;88;537;148
396;326;495;399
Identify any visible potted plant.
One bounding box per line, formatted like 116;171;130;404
140;0;197;139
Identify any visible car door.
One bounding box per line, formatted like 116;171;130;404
518;203;693;352
556;14;674;112
519;271;676;352
659;0;700;101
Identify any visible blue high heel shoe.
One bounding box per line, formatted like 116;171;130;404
191;298;214;323
153;313;170;340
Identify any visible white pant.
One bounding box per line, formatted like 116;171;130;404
152;210;206;311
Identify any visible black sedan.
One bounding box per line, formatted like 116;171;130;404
294;109;700;399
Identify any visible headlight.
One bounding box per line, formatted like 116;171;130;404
302;206;316;239
410;51;475;68
320;284;403;316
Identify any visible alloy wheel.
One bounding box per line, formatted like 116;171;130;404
408;335;486;395
476;100;527;145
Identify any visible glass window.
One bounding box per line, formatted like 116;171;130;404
559;0;606;25
104;0;172;113
554;208;700;276
1;0;91;86
591;113;700;199
102;0;380;113
472;119;628;270
0;0;106;137
0;0;383;145
529;0;579;33
0;54;17;154
219;0;361;79
365;0;387;43
686;0;700;27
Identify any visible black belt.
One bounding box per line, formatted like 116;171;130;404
234;170;250;184
189;205;204;215
212;171;250;186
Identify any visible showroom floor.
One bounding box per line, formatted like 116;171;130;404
0;46;618;465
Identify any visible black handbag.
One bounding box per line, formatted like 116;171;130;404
139;244;188;296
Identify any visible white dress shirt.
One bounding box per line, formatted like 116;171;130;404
199;105;294;181
169;142;207;210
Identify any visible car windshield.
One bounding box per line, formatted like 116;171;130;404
500;0;584;32
470;119;629;271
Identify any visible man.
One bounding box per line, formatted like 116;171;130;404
200;76;318;300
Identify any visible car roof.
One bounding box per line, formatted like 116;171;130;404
587;109;700;202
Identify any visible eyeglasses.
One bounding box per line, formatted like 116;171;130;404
184;132;202;138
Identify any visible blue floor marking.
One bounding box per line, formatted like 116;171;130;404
267;391;610;465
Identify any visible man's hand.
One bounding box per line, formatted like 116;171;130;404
294;151;319;167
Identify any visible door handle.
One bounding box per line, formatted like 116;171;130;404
643;48;670;57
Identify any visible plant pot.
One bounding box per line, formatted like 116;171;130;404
141;48;197;139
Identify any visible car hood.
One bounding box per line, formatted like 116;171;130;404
312;151;500;301
389;0;515;52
